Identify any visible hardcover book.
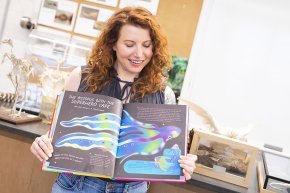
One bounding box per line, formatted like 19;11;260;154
42;90;189;182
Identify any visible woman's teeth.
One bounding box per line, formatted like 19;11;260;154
130;59;143;64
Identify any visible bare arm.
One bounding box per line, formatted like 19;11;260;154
64;66;81;91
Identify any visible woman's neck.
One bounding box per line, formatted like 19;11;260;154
117;75;136;82
114;63;139;82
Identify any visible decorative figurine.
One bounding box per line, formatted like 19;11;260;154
0;38;34;117
178;97;251;142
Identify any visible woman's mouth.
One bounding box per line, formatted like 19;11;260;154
129;59;144;66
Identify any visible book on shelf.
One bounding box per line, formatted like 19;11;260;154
42;90;189;182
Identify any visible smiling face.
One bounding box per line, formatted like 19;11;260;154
113;24;153;81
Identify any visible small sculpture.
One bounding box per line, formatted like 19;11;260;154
178;97;251;141
39;58;69;97
0;38;34;117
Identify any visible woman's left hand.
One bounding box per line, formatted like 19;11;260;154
179;154;197;180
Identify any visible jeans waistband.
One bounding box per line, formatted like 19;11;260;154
85;176;141;186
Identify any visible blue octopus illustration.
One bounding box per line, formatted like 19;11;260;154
117;110;182;162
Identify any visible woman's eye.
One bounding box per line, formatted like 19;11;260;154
125;44;134;47
143;44;152;48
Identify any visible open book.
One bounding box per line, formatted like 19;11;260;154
42;90;189;182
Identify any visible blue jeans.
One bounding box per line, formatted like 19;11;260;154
51;173;149;193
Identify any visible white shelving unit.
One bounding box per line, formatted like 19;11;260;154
27;27;94;68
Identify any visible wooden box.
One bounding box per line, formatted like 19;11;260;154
189;129;258;187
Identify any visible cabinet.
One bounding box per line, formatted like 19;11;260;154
0;126;57;193
27;28;94;68
24;28;95;116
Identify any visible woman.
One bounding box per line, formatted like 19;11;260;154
31;6;197;193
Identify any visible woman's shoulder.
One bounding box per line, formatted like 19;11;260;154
164;86;176;104
64;66;82;91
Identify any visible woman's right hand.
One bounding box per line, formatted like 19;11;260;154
30;133;53;162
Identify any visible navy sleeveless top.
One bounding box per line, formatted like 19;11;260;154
78;67;165;104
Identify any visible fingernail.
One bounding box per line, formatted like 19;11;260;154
49;154;52;157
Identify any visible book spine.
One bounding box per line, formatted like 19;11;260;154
114;177;186;183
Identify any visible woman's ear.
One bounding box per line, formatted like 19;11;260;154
113;45;116;51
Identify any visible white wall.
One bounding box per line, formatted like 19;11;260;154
0;0;41;92
181;0;290;155
0;0;9;40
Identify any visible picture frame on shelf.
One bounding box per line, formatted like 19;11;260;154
119;0;160;15
189;129;258;187
38;0;78;31
74;4;115;38
85;0;119;7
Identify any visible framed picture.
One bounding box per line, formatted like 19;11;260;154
119;0;160;15
38;0;78;31
189;129;258;187
74;4;115;37
85;0;119;7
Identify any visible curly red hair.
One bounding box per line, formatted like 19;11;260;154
83;6;171;99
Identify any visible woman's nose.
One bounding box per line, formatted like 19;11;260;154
134;46;143;58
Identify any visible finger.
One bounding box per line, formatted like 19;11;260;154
38;140;52;158
180;163;194;174
180;163;195;174
180;154;197;161
185;174;191;180
179;155;198;166
41;135;54;151
40;136;53;155
179;159;195;167
30;146;44;162
35;137;41;144
32;141;49;160
183;169;192;180
187;154;198;161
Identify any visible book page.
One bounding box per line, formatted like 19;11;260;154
114;103;188;182
43;91;122;178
